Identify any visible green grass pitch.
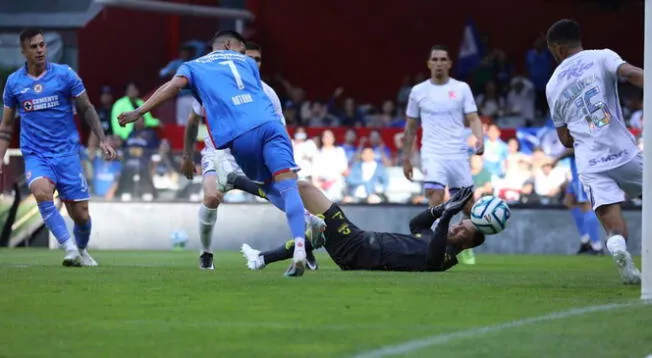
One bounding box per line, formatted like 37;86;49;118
0;249;650;358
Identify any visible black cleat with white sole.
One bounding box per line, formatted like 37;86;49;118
199;252;215;270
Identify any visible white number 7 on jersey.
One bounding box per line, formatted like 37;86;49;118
219;60;245;90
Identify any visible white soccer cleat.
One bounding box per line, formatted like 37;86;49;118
611;250;641;285
62;249;82;267
215;157;235;193
241;244;265;270
79;249;98;267
306;214;327;249
285;241;306;277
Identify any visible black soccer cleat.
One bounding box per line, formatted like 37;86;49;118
199;252;215;270
306;252;319;271
576;242;592;255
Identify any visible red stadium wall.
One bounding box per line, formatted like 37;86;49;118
77;0;220;102
246;0;643;103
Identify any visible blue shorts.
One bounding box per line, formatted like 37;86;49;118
25;154;90;201
566;178;588;203
229;121;299;183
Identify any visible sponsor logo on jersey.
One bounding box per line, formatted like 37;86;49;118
588;149;628;167
33;83;43;93
558;60;594;80
448;91;457;99
21;95;60;112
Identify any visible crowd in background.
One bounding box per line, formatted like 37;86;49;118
73;35;644;206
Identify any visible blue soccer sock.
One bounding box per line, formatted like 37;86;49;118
263;186;285;212
269;179;306;241
73;218;92;250
582;210;602;249
570;207;587;240
37;201;73;248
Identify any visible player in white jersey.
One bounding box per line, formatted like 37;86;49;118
545;19;644;284
181;41;323;270
402;45;484;265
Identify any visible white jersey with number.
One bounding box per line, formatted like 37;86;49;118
546;49;639;175
406;78;477;159
191;80;286;155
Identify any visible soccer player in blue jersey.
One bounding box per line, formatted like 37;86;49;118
553;149;603;255
119;31;309;277
0;28;117;266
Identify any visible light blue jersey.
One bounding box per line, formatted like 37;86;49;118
3;62;85;157
175;50;277;149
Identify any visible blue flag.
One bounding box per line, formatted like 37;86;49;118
455;19;483;79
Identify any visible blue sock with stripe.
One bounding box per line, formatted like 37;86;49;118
73;218;92;250
37;201;72;246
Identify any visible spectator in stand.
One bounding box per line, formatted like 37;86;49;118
152;139;180;191
87;86;115;156
626;90;643;129
483;124;508;177
533;160;566;203
505;138;531;174
312;130;348;201
496;158;534;203
337;97;366;127
341;128;358;164
92;135;123;200
111;82;161;140
305;101;340;126
505;77;536;126
115;116;160;201
159;45;196;126
292;127;318;180
368;130;393;167
344;147;389;204
375;100;401;128
530;147;551;172
470;154;493;200
492;49;513;95
476;81;505;119
283;103;299;126
525;36;554;117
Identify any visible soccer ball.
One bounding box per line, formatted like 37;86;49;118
469;195;511;234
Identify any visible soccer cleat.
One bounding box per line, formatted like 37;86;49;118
306;251;319;271
285;241;306;277
611;250;641;285
79;249;98;267
199;252;215;270
457;248;476;265
240;244;265;270
62;250;82;267
576;242;591;255
307;215;327;249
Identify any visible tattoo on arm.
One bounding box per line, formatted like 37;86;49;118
76;93;105;142
184;116;200;157
403;117;419;158
0;108;16;143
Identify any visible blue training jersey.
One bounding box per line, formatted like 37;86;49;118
2;62;85;157
175;50;277;149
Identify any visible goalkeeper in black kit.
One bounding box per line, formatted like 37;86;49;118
241;182;485;272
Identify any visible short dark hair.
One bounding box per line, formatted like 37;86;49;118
19;28;43;45
212;30;245;44
471;230;485;248
245;41;262;52
429;45;449;59
546;19;582;46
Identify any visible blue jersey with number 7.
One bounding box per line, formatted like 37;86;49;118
175;50;277;149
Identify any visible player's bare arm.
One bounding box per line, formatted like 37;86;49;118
118;76;188;126
75;92;117;160
556;126;574;148
402;116;419;180
182;110;202;179
0;106;16;173
618;63;644;88
466;112;484;155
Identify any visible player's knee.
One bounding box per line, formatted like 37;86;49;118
203;194;221;208
30;183;54;202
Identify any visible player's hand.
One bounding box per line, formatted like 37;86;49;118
181;156;196;180
402;160;413;181
474;141;485;155
99;140;117;160
118;110;141;126
443;186;474;213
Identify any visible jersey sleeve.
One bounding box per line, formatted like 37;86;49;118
601;49;626;77
263;83;286;125
546;86;565;128
2;76;16;109
461;83;478;114
175;63;193;86
66;66;86;98
191;99;204;117
405;87;420;118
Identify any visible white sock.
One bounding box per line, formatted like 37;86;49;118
580;235;590;244
198;204;218;253
606;235;627;255
591;241;604;251
62;238;77;252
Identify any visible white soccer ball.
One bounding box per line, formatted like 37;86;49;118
469;195;511;235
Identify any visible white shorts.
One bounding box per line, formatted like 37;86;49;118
421;156;473;190
580;153;643;210
200;148;244;177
